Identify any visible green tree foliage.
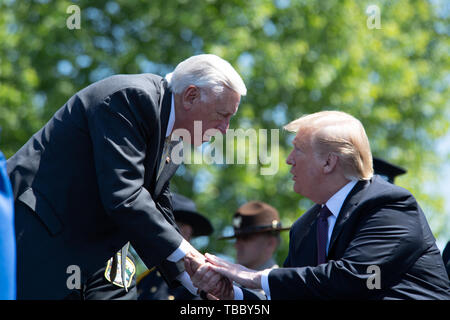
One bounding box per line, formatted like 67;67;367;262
1;0;449;266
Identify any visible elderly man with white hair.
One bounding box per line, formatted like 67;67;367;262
193;110;450;300
7;54;246;299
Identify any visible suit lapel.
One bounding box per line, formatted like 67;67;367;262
328;179;371;254
154;140;183;197
291;205;321;266
149;79;172;195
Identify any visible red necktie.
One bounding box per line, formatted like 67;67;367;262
317;205;332;265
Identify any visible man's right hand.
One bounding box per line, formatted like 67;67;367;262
184;249;234;299
183;249;207;276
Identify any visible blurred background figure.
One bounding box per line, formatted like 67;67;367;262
220;201;290;271
372;157;407;184
0;149;15;300
137;193;213;300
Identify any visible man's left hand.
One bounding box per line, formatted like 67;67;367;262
205;253;263;290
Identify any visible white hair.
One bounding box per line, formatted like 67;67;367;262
165;54;247;100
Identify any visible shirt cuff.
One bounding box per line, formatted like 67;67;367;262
260;269;272;300
176;271;198;296
166;238;194;262
233;285;243;300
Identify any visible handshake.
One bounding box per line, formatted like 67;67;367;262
184;249;264;300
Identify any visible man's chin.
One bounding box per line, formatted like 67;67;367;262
293;184;303;196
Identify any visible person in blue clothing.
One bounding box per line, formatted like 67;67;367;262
0;149;15;300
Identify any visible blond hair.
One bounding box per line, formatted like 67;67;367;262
284;111;373;180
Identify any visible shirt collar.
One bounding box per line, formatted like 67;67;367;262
325;180;358;218
165;94;175;138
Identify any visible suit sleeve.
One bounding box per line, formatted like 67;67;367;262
87;87;185;269
268;195;427;299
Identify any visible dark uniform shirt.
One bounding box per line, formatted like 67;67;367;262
137;268;197;300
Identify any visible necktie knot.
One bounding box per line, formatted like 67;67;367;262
319;205;332;220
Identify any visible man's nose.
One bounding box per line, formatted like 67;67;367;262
286;151;294;165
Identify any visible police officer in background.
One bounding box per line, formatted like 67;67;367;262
372;157;406;184
220;201;290;271
217;201;290;299
137;193;213;300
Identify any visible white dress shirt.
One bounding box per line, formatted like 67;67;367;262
257;179;358;300
165;95;175;138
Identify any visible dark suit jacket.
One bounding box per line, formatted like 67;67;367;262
443;241;450;279
8;74;185;299
267;176;450;299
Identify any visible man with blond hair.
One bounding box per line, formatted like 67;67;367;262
195;110;450;300
8;54;245;299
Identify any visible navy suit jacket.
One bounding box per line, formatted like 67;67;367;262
8;74;185;299
267;176;450;299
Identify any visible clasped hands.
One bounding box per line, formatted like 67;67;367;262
184;249;264;300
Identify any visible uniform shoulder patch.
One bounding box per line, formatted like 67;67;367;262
104;253;136;289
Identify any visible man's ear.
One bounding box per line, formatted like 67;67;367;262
182;85;199;111
323;152;338;174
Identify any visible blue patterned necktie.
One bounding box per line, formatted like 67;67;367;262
317;205;332;265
